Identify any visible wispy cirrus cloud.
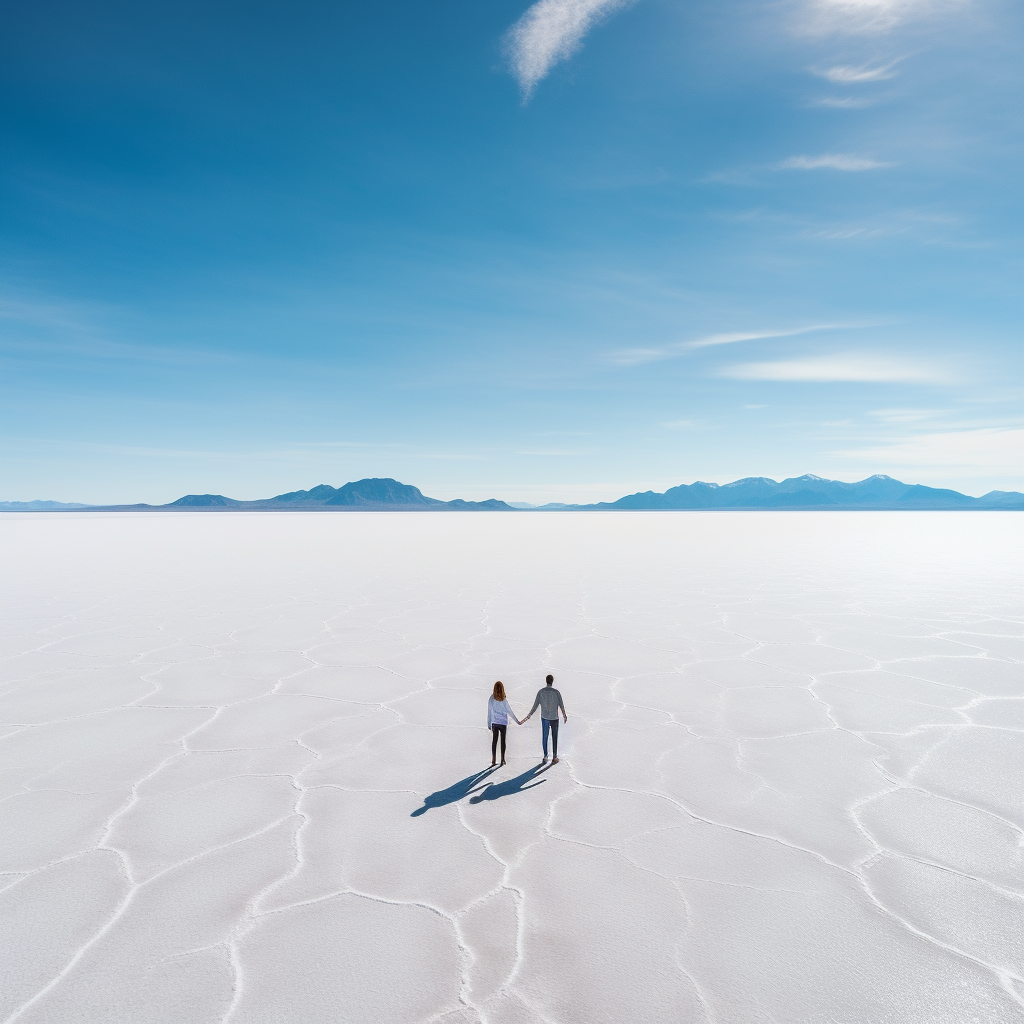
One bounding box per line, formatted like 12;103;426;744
868;407;944;422
687;330;805;350
4;436;487;463
515;448;588;456
706;153;893;184
504;0;634;98
0;296;235;365
814;58;903;82
606;324;848;367
798;0;964;35
836;427;1024;479
721;353;952;384
810;96;877;108
779;153;894;170
811;226;883;239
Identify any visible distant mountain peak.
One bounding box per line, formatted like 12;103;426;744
325;478;440;506
723;476;776;488
165;493;240;507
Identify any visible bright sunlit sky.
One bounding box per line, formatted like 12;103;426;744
1;0;1021;504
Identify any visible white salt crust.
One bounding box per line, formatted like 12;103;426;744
0;510;1021;1023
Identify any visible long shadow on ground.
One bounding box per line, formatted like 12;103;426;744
411;766;499;816
468;763;549;804
411;763;550;816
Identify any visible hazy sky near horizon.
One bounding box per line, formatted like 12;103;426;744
1;0;1021;504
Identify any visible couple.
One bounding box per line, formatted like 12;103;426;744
486;674;568;767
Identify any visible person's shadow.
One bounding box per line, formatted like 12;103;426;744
468;763;548;804
410;766;499;816
410;763;550;816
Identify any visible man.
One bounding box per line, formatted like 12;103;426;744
524;674;568;764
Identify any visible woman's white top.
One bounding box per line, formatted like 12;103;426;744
487;696;515;728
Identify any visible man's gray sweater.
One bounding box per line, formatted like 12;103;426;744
530;687;565;720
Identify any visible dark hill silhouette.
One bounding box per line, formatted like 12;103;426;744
268;479;441;507
253;478;482;509
166;494;243;508
325;479;438;507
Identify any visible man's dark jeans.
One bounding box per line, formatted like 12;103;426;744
542;717;559;758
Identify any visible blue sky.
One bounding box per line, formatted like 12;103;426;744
1;0;1020;503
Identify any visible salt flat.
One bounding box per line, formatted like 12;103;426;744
0;511;1021;1024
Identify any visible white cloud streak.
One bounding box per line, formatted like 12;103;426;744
687;327;830;349
815;59;903;82
515;448;588;456
721;353;952;384
780;153;894;170
606;324;847;367
504;0;633;98
798;0;964;35
868;407;943;422
0;297;234;365
811;96;877;108
836;427;1024;478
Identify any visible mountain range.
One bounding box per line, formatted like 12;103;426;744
578;474;1024;510
2;479;512;512
2;474;1021;512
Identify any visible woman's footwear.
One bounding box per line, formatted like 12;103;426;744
551;757;559;764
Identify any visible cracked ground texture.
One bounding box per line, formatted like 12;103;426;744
0;510;1021;1024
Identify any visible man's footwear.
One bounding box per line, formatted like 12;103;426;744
500;760;506;766
551;757;559;764
541;757;548;763
490;761;496;767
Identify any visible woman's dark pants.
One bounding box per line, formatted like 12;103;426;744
491;724;506;761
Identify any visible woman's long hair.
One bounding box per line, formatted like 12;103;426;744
492;681;506;702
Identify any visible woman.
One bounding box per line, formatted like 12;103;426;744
486;681;521;767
